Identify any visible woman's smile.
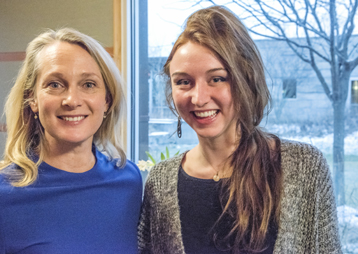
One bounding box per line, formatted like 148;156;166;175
170;42;237;141
30;41;109;148
193;110;218;118
59;115;87;122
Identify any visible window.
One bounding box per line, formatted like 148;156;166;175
282;78;297;99
352;80;358;104
130;1;358;252
129;0;203;163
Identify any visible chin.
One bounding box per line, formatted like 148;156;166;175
196;131;220;139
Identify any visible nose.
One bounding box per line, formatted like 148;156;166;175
191;80;210;107
62;87;82;109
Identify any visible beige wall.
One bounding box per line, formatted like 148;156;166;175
0;0;114;154
0;0;113;52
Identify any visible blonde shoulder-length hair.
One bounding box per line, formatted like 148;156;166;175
0;28;126;187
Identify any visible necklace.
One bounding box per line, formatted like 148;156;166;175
201;148;226;182
213;171;220;182
200;149;225;182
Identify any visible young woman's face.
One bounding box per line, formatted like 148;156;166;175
30;41;109;148
170;42;237;141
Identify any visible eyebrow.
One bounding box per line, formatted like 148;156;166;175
43;72;100;79
171;68;227;78
206;68;227;74
171;72;189;78
80;72;101;79
45;72;64;79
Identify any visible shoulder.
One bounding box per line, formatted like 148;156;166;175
123;159;142;179
113;158;142;182
281;139;323;156
0;163;20;186
0;165;19;198
145;151;186;189
280;139;330;185
0;173;8;187
149;152;185;177
96;149;142;182
280;139;325;165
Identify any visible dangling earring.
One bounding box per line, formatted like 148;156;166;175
177;116;182;138
34;113;38;119
103;112;107;119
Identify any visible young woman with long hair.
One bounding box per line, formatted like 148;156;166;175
138;6;341;253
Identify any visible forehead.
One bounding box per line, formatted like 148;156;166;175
170;42;224;74
36;41;101;76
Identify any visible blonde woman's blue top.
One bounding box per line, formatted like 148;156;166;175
0;147;142;254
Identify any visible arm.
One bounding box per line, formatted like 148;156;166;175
138;177;153;254
317;154;342;253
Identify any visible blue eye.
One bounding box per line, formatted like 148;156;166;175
48;82;61;88
84;82;96;88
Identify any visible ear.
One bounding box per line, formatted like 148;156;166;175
105;100;110;113
105;93;112;112
30;99;38;113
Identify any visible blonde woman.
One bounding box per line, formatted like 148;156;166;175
138;6;341;254
0;28;142;253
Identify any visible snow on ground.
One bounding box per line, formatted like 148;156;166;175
272;128;358;155
338;205;358;228
286;132;358;155
338;206;358;253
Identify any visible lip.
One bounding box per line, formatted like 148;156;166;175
192;110;218;118
58;115;87;122
191;110;219;124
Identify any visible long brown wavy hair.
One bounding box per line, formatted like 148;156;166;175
163;6;282;252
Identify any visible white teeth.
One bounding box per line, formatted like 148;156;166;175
194;110;217;118
62;116;85;122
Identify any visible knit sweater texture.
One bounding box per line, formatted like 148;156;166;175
138;140;342;253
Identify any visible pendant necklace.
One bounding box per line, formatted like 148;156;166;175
201;151;231;182
213;171;220;182
200;149;224;182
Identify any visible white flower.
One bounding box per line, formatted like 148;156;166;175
137;160;154;171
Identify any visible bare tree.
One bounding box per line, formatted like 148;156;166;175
195;0;358;206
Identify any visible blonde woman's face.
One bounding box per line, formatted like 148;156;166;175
170;42;237;142
30;41;109;149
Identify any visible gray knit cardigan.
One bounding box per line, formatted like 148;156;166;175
138;140;342;253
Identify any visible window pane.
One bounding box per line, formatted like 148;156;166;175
133;0;207;164
282;78;297;99
352;80;358;104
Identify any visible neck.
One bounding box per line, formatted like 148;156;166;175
43;141;96;173
198;130;239;167
183;135;238;180
198;142;234;172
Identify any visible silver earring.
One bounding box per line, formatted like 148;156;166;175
177;116;182;138
103;112;107;119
